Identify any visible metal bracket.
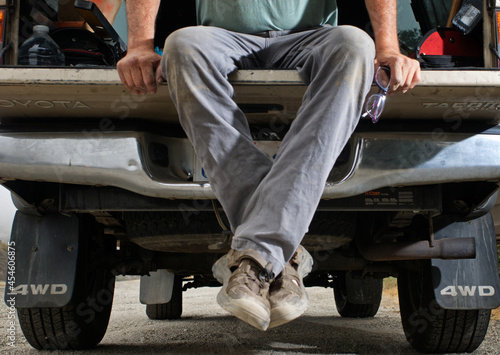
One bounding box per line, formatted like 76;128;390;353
428;214;435;248
490;42;500;61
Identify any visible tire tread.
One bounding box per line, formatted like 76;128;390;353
16;215;115;350
333;274;382;318
398;266;491;354
146;276;183;320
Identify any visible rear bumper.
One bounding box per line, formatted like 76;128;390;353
1;129;499;199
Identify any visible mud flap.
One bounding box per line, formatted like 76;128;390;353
431;213;500;309
140;269;175;304
4;212;79;308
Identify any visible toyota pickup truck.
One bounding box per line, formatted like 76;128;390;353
2;0;500;352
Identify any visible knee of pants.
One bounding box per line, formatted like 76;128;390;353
325;25;376;64
163;26;222;69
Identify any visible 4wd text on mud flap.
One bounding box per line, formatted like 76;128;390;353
0;100;91;109
12;284;68;296
440;286;496;297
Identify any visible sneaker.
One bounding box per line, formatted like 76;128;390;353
212;249;275;331
268;246;313;329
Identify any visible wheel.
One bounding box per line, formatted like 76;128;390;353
146;275;183;320
17;215;115;350
333;271;383;318
398;260;491;353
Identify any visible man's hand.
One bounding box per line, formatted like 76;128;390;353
117;48;164;95
117;0;162;95
374;50;421;94
365;0;421;94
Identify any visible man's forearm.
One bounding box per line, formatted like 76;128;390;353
126;0;161;51
364;0;420;93
364;0;400;53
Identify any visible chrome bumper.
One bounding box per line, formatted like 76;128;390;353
0;130;499;199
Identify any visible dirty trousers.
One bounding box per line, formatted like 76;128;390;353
162;25;375;275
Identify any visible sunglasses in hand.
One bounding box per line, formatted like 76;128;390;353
362;66;391;124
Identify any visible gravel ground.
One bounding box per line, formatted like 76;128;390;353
0;280;498;354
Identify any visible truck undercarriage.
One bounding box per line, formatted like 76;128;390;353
1;0;499;352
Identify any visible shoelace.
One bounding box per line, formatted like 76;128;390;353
258;262;275;283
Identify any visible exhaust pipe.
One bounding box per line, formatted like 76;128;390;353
356;237;476;261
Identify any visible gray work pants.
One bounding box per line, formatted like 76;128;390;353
162;25;375;275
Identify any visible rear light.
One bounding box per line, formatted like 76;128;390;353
0;8;5;65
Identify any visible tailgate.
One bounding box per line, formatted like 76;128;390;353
0;68;500;124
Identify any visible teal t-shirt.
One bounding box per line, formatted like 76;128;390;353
195;0;338;34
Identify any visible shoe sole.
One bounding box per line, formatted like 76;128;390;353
212;255;271;331
268;246;313;329
268;296;308;329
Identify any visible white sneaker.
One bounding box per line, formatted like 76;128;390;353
268;246;313;329
212;249;275;331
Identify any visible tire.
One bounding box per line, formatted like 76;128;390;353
398;260;491;353
17;215;115;350
333;272;383;318
146;276;183;320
